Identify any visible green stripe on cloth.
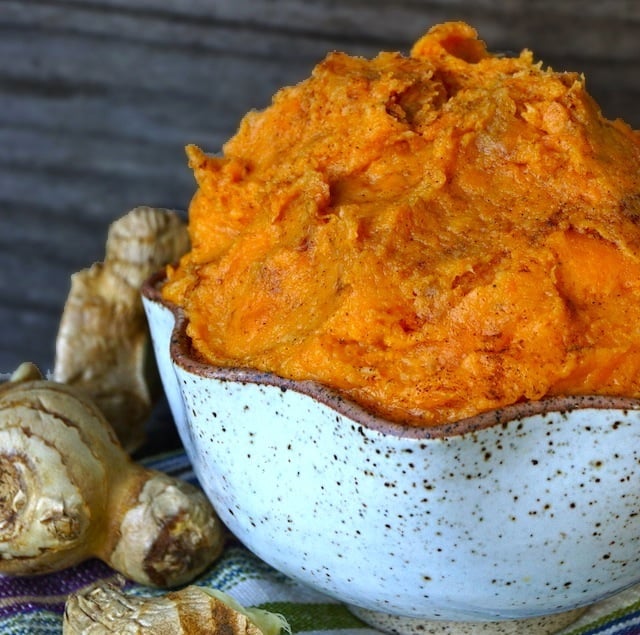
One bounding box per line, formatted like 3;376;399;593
1;610;62;635
258;602;368;632
559;597;640;635
3;449;640;635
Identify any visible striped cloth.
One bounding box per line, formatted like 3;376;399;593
1;451;639;635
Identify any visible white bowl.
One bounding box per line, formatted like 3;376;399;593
142;272;640;634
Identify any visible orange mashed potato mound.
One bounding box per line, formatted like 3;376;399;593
163;21;640;426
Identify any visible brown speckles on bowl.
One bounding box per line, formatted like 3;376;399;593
142;271;640;628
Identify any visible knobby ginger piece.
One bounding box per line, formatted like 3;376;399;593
63;581;290;635
0;364;225;587
54;206;189;452
163;21;640;426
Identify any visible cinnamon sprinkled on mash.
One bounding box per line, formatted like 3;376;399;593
163;21;640;426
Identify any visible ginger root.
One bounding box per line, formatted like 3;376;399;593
0;364;225;587
63;580;290;635
53;206;189;453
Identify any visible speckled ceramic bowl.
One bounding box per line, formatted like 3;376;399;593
142;272;640;635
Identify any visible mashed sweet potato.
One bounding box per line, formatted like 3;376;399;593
163;21;640;426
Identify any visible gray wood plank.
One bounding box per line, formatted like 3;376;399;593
1;0;639;374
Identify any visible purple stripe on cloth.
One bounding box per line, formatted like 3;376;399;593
0;559;118;619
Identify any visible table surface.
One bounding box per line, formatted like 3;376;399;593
2;0;639;377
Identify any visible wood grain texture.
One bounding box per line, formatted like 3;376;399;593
2;0;639;373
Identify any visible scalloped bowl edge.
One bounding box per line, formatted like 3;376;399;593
142;270;640;623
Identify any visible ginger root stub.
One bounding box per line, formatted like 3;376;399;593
63;582;289;635
0;364;225;587
163;21;640;426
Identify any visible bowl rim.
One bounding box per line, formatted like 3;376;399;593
142;270;640;440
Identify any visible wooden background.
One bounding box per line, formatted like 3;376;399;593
2;0;640;376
